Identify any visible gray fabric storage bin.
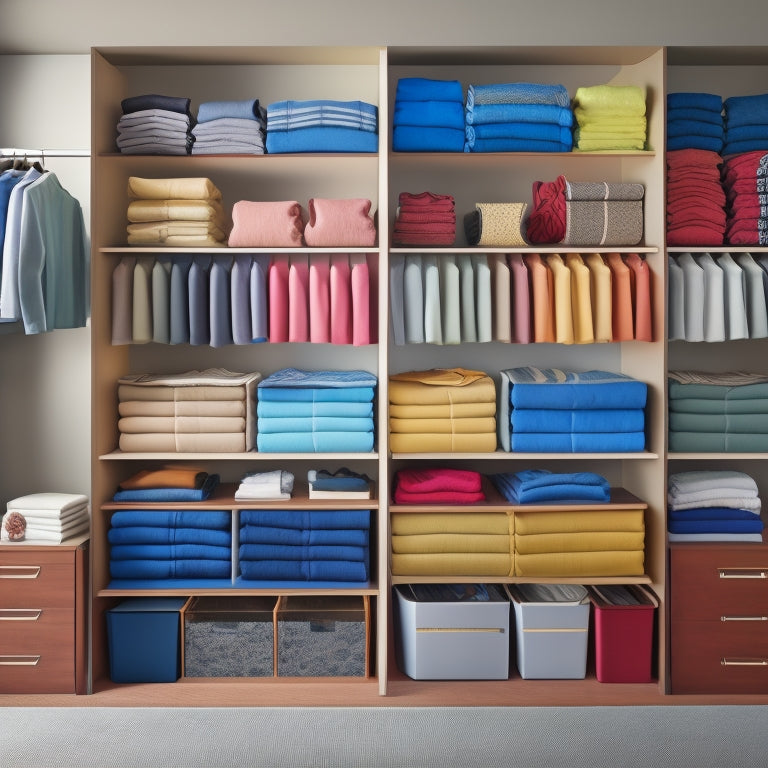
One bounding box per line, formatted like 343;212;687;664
182;596;276;677
276;595;369;677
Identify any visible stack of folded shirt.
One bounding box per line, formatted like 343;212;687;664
571;84;647;151
392;190;456;246
191;98;266;154
721;150;768;245
390;511;513;577
388;367;497;453
126;176;229;247
666;148;726;246
307;468;372;499
666;92;725;152
116;93;194;155
525;175;644;247
668;370;768;452
668;252;768;342
464;81;573;153
392;467;486;504
116;368;261;452
668;470;764;542
1;493;90;544
108;510;232;581
491;469;610;504
238;509;371;582
265;99;378;153
723;93;768;157
498;367;648;453
392;77;465;152
256;368;376;452
513;506;645;577
113;468;220;502
234;470;295;500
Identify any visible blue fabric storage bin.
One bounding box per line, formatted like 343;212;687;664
107;597;187;683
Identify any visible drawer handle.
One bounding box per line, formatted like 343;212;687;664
0;655;41;666
0;566;41;579
719;569;767;579
0;609;42;621
721;658;768;667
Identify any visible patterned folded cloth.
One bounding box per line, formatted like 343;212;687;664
267;99;377;132
564;200;643;246
464;202;527;246
491;470;610;504
467;82;570;108
565;181;644;201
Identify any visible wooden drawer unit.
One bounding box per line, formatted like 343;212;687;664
669;544;768;694
0;537;89;694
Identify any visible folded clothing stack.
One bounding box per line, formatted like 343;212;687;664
126;176;229;247
490;469;610;504
666;92;724;152
307;468;372;498
108;510;232;581
228;200;304;247
256;368;377;452
668;470;764;542
723;93;768;157
464;81;573;153
526;175;644;247
665;148;726;246
265;99;378;153
191;98;266;155
513;506;645;577
116;93;194;155
392;77;465;152
390;510;513;577
721;150;768;245
113;467;220;502
238;509;371;582
392;190;456;246
116;368;261;452
463;202;528;247
668;370;768;452
667;252;768;342
388;367;497;453
1;493;90;544
234;469;295;500
571;84;647;151
498;367;648;453
392;467;486;504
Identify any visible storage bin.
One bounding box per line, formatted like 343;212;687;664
508;583;590;679
106;597;187;683
181;596;277;678
588;584;658;683
275;595;370;677
394;583;510;680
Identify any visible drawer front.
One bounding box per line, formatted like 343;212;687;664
0;552;75;609
670;546;768;620
0;606;74;655
0;651;75;694
671;619;768;694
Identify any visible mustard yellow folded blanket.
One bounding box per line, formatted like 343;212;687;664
389;369;496;406
514;530;646;555
514;549;645;577
392;533;511;554
391;552;513;577
389;402;496;419
389;432;498;453
127;198;226;223
389;416;496;434
127;176;222;201
391;513;511;536
572;85;647;116
514;509;645;535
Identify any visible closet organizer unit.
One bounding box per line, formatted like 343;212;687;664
666;47;768;696
385;46;668;701
90;47;389;698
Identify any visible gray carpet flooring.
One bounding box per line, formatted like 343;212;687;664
2;705;768;767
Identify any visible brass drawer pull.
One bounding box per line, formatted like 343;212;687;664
0;609;42;621
719;569;767;579
721;658;768;667
0;566;41;579
0;655;40;666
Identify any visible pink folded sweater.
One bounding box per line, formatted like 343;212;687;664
228;200;304;247
303;198;377;247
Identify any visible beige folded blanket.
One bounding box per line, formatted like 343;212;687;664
127;198;226;223
119;432;248;452
127;176;222;200
118;416;246;434
118;400;246;417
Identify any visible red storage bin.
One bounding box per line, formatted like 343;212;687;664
589;584;658;683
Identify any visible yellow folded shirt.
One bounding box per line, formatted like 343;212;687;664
392;532;511;554
514;549;645;577
389;432;498;453
391;552;513;577
391;513;511;536
388;401;497;419
514;530;646;555
389;416;496;434
389;369;496;406
514;509;645;535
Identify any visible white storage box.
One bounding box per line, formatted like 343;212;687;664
395;584;511;680
508;583;590;679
